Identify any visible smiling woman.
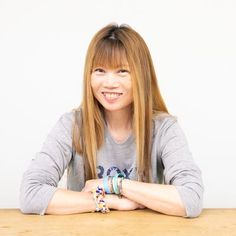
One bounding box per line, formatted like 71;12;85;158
91;65;132;107
19;23;204;218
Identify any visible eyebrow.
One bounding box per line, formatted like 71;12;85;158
93;65;130;69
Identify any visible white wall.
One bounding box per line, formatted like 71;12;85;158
0;0;235;208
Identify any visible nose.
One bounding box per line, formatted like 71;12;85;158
103;72;119;87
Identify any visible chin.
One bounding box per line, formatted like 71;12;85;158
103;106;123;112
102;103;132;112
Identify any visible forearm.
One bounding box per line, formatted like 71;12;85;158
121;179;186;217
46;188;115;215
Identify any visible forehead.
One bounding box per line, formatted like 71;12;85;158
92;39;129;69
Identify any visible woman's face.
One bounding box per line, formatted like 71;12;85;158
91;63;133;112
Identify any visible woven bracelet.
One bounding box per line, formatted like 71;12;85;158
92;186;110;213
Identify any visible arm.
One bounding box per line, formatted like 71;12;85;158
121;179;186;217
45;189;98;214
45;188;143;214
20;111;143;215
19;112;74;215
121;117;204;218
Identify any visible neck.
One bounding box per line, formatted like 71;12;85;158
104;106;133;131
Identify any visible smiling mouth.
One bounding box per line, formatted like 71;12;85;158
102;92;123;100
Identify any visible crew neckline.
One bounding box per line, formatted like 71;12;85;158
104;123;134;146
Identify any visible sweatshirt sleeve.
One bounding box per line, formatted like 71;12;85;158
158;116;204;218
19;112;74;215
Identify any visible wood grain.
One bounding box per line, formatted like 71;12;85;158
0;209;236;236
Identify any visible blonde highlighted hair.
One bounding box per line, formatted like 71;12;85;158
72;23;169;182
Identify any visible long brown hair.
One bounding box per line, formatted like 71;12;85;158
72;23;169;182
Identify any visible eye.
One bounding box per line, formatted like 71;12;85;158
118;69;129;75
93;68;105;74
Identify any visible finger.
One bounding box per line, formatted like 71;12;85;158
139;205;146;209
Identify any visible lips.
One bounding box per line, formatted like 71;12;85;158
101;92;123;102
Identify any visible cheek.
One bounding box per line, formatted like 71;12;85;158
90;79;101;100
91;77;98;91
127;82;133;100
91;74;103;87
126;81;133;93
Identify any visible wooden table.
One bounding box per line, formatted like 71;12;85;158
0;209;236;236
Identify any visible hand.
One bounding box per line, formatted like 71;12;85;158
107;194;146;211
117;197;146;211
81;179;104;192
82;179;146;211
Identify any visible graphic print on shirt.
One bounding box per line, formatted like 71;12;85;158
97;165;134;179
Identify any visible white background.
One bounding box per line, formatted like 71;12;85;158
0;0;235;208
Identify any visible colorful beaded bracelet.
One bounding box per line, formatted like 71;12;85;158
92;186;110;213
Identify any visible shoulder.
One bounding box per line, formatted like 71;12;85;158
55;108;80;135
59;110;74;126
152;111;178;136
60;107;82;124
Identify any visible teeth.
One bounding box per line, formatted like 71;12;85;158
103;92;122;99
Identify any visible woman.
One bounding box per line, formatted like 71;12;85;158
20;23;204;218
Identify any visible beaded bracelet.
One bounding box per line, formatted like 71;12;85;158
92;186;110;213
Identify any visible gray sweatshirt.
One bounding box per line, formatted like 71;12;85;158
19;110;204;218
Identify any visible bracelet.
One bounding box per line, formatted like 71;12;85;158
92;186;110;213
103;176;115;194
112;175;119;195
103;173;125;197
113;173;125;196
117;177;124;198
108;176;114;194
103;176;111;194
